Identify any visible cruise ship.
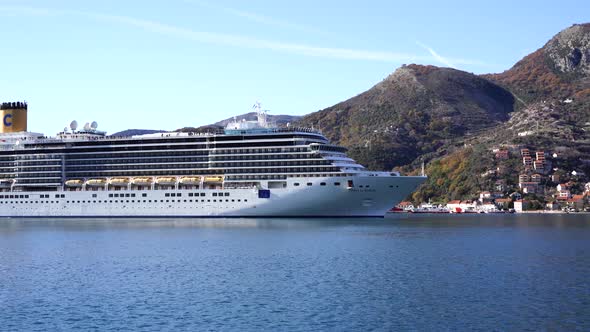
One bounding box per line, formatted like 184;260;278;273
0;101;426;218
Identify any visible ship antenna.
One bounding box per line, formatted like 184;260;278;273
421;161;425;176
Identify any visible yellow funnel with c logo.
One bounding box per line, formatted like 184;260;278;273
0;102;27;133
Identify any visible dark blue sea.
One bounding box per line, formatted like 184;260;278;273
1;214;589;331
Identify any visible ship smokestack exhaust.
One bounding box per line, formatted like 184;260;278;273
0;101;28;133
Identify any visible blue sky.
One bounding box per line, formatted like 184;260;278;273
0;0;588;134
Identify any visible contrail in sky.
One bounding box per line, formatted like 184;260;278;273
416;41;455;68
0;5;488;66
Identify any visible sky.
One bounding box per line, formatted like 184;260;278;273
0;0;588;134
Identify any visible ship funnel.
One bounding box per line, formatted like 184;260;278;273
0;101;28;133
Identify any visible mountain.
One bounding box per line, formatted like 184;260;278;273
298;23;590;202
110;129;166;136
213;112;301;127
297;64;515;170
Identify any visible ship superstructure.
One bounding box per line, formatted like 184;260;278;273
0;102;426;217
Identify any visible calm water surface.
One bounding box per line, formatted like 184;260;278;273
1;214;589;331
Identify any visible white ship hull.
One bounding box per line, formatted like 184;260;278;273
0;175;425;218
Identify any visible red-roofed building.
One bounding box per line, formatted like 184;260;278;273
495;198;511;209
523;156;533;167
495;149;509;160
566;195;585;210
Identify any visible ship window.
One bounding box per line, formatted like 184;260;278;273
244;199;248;202
200;193;205;197
61;194;65;198
55;194;59;198
92;194;97;198
177;193;182;197
166;200;169;203
307;183;312;186
20;195;24;199
131;194;136;198
224;193;230;196
294;183;300;186
171;193;176;197
109;194;113;197
142;193;147;197
125;194;130;198
212;193;217;197
334;182;341;186
189;193;193;197
320;182;326;186
207;200;210;202
165;193;170;197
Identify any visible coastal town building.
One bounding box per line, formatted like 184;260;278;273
479;191;492;201
545;201;560;210
396;201;414;210
494;198;511;210
479;202;498;213
446;200;476;213
495;180;507;192
514;200;528;212
523;156;533;168
531;174;542;183
495;149;509;160
566;195;585;210
558;189;571;200
519;182;541;194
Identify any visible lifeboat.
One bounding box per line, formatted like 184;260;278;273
179;176;201;185
109;177;130;186
65;179;84;187
155;177;177;185
86;178;107;186
204;176;224;183
132;177;153;185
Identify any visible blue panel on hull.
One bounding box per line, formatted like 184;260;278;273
258;189;271;198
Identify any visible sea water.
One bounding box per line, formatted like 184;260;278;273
0;214;589;331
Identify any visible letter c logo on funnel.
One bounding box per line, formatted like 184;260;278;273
3;114;12;127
